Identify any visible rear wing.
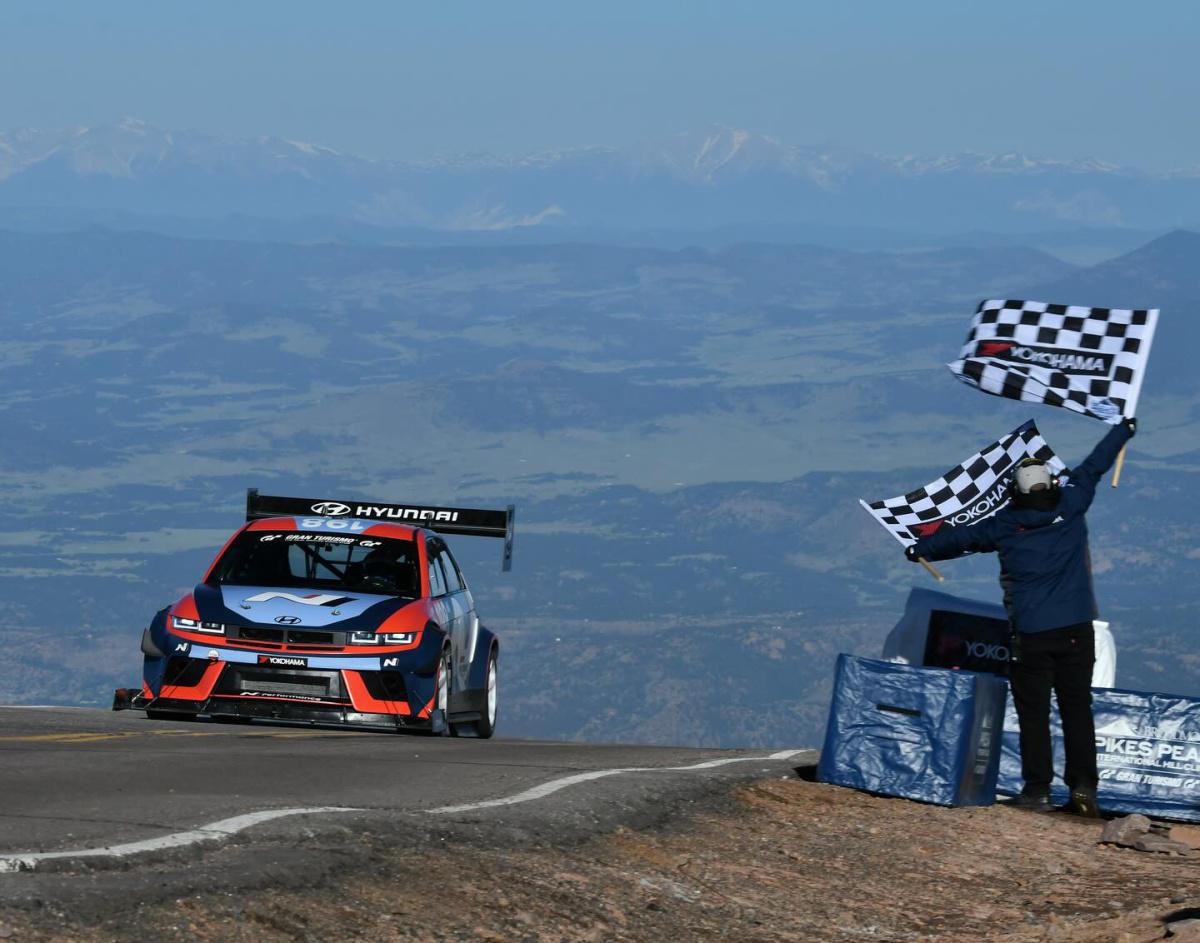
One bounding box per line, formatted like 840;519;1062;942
246;488;515;571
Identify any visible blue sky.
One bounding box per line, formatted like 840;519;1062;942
1;1;1195;168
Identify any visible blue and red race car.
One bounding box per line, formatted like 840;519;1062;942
114;490;514;737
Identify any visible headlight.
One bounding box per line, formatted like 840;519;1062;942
349;631;417;646
172;617;226;635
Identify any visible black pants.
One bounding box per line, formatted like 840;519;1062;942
1009;622;1097;795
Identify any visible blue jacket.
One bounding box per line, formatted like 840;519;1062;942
913;422;1132;634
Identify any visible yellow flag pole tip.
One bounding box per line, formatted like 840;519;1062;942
918;557;946;582
1111;444;1128;488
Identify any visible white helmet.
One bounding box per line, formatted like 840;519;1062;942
1010;458;1060;511
1014;460;1053;494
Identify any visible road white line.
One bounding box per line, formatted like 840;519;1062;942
428;749;810;815
0;807;360;874
0;705;92;710
0;749;812;872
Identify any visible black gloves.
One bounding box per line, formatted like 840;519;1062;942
1123;417;1137;436
905;545;921;562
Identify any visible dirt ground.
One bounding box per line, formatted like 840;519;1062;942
4;775;1200;942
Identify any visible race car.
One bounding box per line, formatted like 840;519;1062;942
114;490;514;737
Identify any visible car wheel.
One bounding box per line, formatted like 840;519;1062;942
477;648;498;739
433;648;452;736
452;647;498;739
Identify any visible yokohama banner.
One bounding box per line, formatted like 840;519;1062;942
948;299;1158;423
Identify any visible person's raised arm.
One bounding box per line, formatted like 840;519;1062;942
1062;418;1136;510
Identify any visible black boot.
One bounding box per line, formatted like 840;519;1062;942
1005;790;1053;812
1062;788;1101;818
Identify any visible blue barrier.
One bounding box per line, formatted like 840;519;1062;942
998;687;1200;821
819;655;1008;806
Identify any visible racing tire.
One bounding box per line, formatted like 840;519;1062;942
476;647;498;739
432;647;452;737
451;646;498;739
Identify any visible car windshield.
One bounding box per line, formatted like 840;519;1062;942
207;531;420;598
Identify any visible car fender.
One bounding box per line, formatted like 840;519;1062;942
465;626;498;692
140;628;164;659
408;621;448;676
141;607;170;692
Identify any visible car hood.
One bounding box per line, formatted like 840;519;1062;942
194;583;415;629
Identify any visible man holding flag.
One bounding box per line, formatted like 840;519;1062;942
906;417;1137;817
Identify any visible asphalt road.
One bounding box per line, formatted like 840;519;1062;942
0;707;809;866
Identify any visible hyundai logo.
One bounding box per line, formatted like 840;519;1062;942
274;615;302;625
311;502;351;516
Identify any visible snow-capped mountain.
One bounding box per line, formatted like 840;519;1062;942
0;117;363;181
1;119;1198;232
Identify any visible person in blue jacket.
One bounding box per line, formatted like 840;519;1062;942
906;418;1136;816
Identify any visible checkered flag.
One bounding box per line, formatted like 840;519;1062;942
860;420;1064;548
948;300;1158;424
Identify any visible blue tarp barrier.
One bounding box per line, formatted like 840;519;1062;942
998;687;1200;821
818;655;1008;806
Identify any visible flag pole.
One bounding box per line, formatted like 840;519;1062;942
918;557;945;582
1110;307;1156;488
1111;445;1127;488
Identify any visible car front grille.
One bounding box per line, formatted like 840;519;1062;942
237;625;285;644
216;666;346;701
230;625;343;649
287;629;335;645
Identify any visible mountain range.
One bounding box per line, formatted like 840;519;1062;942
4;119;1200;234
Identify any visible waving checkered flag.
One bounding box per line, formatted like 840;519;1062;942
860;420;1064;548
948;300;1158;424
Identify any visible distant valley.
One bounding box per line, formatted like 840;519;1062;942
0;227;1196;746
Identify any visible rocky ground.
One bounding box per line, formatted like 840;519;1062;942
3;771;1200;942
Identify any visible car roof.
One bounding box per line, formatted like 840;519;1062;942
246;517;419;540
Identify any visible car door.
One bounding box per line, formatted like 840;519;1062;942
426;534;453;647
439;542;478;681
426;539;467;696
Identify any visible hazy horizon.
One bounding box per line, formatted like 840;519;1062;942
1;115;1194;175
3;1;1197;170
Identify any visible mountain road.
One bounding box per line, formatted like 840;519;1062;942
0;706;809;875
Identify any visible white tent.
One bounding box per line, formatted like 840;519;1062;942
881;587;1116;688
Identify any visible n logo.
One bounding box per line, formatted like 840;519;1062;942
244;592;353;607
